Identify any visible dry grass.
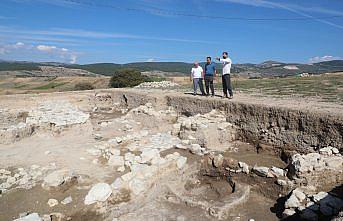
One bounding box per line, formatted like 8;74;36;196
0;76;110;95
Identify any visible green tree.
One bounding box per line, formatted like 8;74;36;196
109;69;148;88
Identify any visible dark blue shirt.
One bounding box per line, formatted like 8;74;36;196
204;62;216;76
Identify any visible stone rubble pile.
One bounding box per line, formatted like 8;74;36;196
84;151;187;205
287;152;343;188
173;110;237;152
134;81;179;89
126;103;178;119
0;164;56;195
13;212;68;221
281;151;343;220
1;101;90;144
41;169;78;191
283;188;343;220
26;101;89;127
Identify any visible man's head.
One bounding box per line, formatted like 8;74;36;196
194;62;199;67
206;56;211;64
222;52;228;59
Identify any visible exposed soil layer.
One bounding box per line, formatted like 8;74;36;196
0;89;342;221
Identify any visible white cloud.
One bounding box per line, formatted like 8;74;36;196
146;58;155;62
0;42;78;64
309;55;342;63
37;45;57;52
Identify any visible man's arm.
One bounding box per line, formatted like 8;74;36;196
219;58;231;64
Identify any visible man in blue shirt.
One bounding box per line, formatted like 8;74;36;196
204;56;216;96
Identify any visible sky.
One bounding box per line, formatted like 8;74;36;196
0;0;343;64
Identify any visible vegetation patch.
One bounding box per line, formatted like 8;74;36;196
74;82;95;91
109;69;151;88
33;82;66;90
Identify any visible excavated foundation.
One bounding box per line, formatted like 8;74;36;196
0;89;342;221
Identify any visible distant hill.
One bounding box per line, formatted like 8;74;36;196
0;61;42;71
1;60;343;77
68;62;192;76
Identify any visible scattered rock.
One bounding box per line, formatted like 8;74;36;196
129;178;148;195
13;213;42;221
108;155;125;167
270;166;284;177
47;199;59;207
42;170;77;191
176;156;187;169
331;148;339;154
285;194;301;209
282;209;296;218
84;183;112;205
252;166;270;177
61;196;72;205
213;154;224;168
238;162;249;174
319;147;332;155
293;188;306;201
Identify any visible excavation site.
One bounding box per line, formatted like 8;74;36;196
0;89;342;221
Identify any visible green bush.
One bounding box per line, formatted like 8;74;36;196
74;82;95;90
109;69;149;88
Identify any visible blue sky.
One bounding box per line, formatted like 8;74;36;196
0;0;343;64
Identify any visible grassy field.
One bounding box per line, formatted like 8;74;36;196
1;73;342;103
175;73;343;103
233;73;343;102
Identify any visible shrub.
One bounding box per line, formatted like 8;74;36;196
109;69;149;88
74;82;95;90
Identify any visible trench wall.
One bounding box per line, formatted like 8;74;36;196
107;90;343;152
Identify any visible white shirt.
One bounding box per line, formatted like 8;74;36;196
220;57;232;75
191;66;203;79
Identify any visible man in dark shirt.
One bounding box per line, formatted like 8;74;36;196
204;56;216;96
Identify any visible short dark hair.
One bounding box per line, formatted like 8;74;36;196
206;56;211;60
223;52;228;56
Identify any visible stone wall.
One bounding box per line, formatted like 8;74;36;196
107;90;343;152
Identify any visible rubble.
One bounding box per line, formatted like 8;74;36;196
134;81;179;89
288;152;343;188
13;213;42;221
84;183;112;205
42;169;78;191
61;196;73;205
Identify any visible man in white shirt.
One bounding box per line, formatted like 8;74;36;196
190;62;205;96
216;52;233;99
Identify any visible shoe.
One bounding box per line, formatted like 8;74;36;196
228;96;233;99
222;95;228;99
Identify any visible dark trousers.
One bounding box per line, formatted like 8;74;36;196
222;74;233;97
193;78;205;95
204;75;214;95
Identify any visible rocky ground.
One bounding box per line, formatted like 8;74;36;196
0;89;342;221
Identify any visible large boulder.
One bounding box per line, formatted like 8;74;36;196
84;183;112;205
42;170;78;191
13;213;41;221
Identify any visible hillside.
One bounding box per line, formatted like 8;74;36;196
1;60;343;77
